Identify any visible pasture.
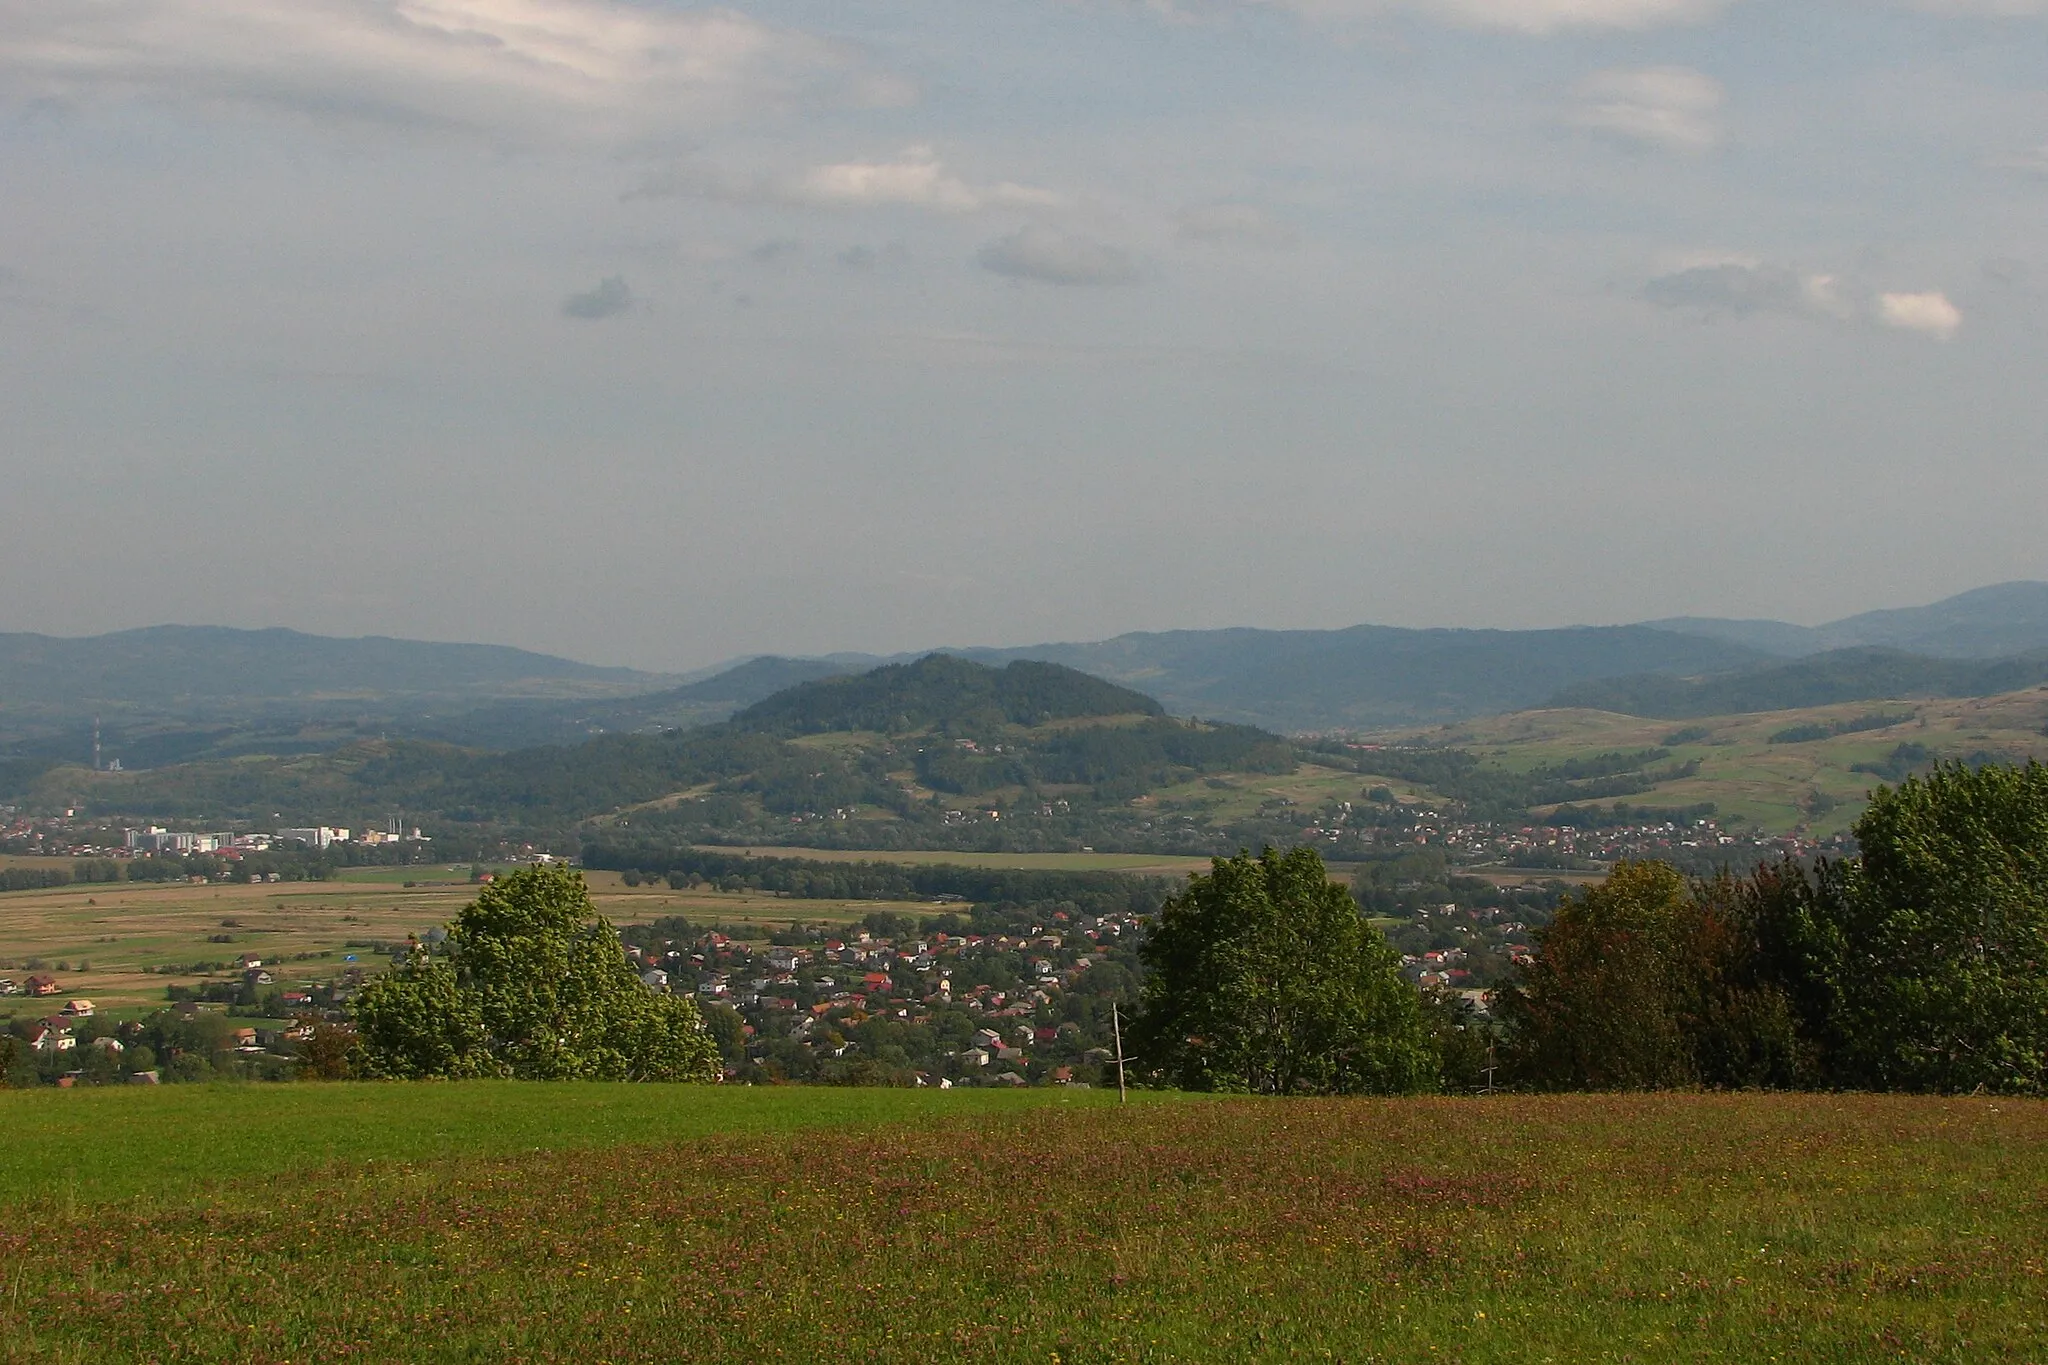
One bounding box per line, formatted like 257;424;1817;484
1;1089;2041;1362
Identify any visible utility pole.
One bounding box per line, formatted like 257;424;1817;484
1111;1001;1128;1105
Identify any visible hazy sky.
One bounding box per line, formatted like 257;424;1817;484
3;0;2045;671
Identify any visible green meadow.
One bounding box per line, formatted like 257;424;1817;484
4;1087;2043;1363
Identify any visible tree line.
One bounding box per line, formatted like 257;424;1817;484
1134;761;2048;1096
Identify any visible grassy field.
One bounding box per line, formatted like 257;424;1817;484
0;868;914;1021
2;1088;2041;1362
1379;686;2048;834
0;1082;1116;1205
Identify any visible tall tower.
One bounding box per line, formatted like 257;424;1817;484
92;717;102;773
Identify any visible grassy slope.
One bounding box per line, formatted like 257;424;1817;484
0;1083;1115;1206
1378;686;2048;835
3;1090;2042;1363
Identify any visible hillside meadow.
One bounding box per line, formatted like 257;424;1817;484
1386;685;2048;835
3;1087;2042;1363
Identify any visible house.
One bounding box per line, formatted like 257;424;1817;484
24;975;58;997
0;979;16;995
640;968;670;991
128;1070;161;1085
27;1025;74;1053
228;1027;258;1047
90;1036;124;1053
61;999;94;1018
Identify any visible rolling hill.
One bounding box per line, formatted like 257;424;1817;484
1545;646;2048;718
1649;581;2048;659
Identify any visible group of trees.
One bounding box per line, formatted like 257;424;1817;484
1496;761;2048;1094
1131;761;2048;1097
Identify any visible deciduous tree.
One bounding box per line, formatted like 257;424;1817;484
353;865;719;1082
1132;846;1433;1094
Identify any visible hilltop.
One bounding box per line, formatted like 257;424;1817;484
8;656;1298;853
731;655;1163;735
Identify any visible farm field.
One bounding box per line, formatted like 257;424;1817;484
2;1089;2041;1363
1377;685;2048;835
694;845;1215;875
0;867;913;1022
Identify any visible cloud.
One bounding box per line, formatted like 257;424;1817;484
645;148;1063;214
1876;291;1962;341
561;275;631;319
1644;259;1961;339
0;0;905;142
1564;66;1724;152
977;227;1141;286
838;242;910;271
1642;261;1838;316
1989;144;2048;177
1175;202;1297;248
749;238;803;263
1893;0;2048;13
1161;0;1731;35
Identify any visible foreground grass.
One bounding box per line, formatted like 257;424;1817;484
6;1092;2045;1363
0;1082;1117;1205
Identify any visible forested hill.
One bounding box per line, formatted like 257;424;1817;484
0;625;663;705
1546;647;2048;718
732;655;1164;735
17;656;1289;847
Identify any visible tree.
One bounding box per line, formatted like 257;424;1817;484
352;865;720;1082
1824;761;2048;1094
1131;846;1434;1094
1494;861;1812;1091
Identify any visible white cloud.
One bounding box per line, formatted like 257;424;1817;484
0;0;904;142
1175;202;1297;247
1564;66;1724;152
977;227;1141;285
786;149;1064;213
1876;291;1962;340
641;148;1063;214
1644;258;1961;339
1167;0;1732;34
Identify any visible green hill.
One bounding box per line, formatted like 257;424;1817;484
733;654;1164;735
15;656;1294;851
1547;647;2048;718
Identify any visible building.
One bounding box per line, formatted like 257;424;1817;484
126;827;229;854
276;826;350;849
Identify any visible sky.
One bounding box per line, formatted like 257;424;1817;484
2;0;2045;672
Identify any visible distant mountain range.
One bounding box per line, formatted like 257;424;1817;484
1647;582;2048;660
0;626;667;707
6;582;2048;748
